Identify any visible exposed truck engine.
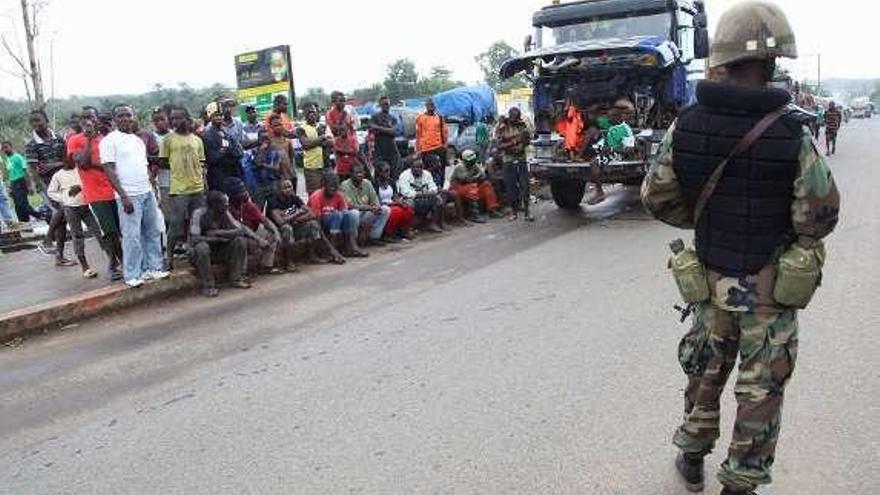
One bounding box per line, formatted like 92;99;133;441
500;0;710;209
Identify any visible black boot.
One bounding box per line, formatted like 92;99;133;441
466;201;486;223
720;489;758;495
675;452;705;492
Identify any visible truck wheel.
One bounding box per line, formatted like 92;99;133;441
551;180;586;210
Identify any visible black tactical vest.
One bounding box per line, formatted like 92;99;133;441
673;82;803;277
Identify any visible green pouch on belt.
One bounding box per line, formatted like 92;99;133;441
773;242;825;309
668;239;710;304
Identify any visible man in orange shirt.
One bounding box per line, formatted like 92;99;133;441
263;94;294;136
415;98;448;187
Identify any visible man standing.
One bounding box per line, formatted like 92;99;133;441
267;114;296;181
326;91;361;181
100;104;169;288
474;117;491;161
415;98;448;186
250;130;282;210
189;191;251;298
151;108;173;218
495;107;533;221
326;91;356;138
203;102;244;191
3;141;42;225
341;164;390;246
25;109;68;257
242;105;264;150
68;108;123;280
449;149;501;222
824;101;843;156
263;94;294;135
47;156;113;279
159;107;206;269
369;95;402;178
297;105;332;194
0;178;16;231
641;4;840;494
217;99;245;146
308;173;367;258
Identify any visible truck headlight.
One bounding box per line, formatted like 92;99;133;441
638;54;657;66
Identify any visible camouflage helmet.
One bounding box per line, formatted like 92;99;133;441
710;1;797;69
461;149;478;164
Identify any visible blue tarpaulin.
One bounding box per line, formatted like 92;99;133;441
432;86;496;124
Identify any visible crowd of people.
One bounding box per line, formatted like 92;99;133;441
0;92;534;297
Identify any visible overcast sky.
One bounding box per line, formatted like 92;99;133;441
0;0;872;100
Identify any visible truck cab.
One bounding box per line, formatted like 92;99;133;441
501;0;709;209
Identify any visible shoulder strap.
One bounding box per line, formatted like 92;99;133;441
692;107;788;223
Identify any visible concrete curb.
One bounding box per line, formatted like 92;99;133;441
0;272;200;343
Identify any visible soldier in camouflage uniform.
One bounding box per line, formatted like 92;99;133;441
641;2;840;494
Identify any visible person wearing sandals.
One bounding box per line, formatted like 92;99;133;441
46;158;113;278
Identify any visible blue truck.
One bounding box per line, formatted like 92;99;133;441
500;0;710;209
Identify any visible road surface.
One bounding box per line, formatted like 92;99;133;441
1;119;877;494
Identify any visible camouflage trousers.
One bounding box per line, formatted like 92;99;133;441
673;303;799;491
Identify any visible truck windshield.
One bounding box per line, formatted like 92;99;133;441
539;13;671;47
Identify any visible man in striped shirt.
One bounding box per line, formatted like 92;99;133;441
824;101;843;156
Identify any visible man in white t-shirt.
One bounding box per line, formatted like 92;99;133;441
100;104;169;287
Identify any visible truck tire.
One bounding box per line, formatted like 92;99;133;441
551;179;586;210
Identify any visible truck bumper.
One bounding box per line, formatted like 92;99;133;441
530;160;648;183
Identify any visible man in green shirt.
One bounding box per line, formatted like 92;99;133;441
3;141;41;224
297;106;332;195
474;117;490;160
588;101;635;205
158;107;206;269
340;165;390;246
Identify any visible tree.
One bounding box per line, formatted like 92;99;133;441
430;66;453;81
297;87;331;110
475;41;528;93
416;65;461;97
1;0;47;109
384;58;419;103
350;83;385;104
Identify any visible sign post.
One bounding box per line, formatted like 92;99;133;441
234;45;295;119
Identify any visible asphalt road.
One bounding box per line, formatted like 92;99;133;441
0;119;877;494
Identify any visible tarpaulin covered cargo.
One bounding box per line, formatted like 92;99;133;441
433;86;497;124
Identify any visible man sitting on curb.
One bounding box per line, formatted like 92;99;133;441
224;177;284;276
190;191;251;298
269;178;345;268
341;164;390;247
397;158;443;233
449;149;502;223
422;152;459;228
308;173;368;258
